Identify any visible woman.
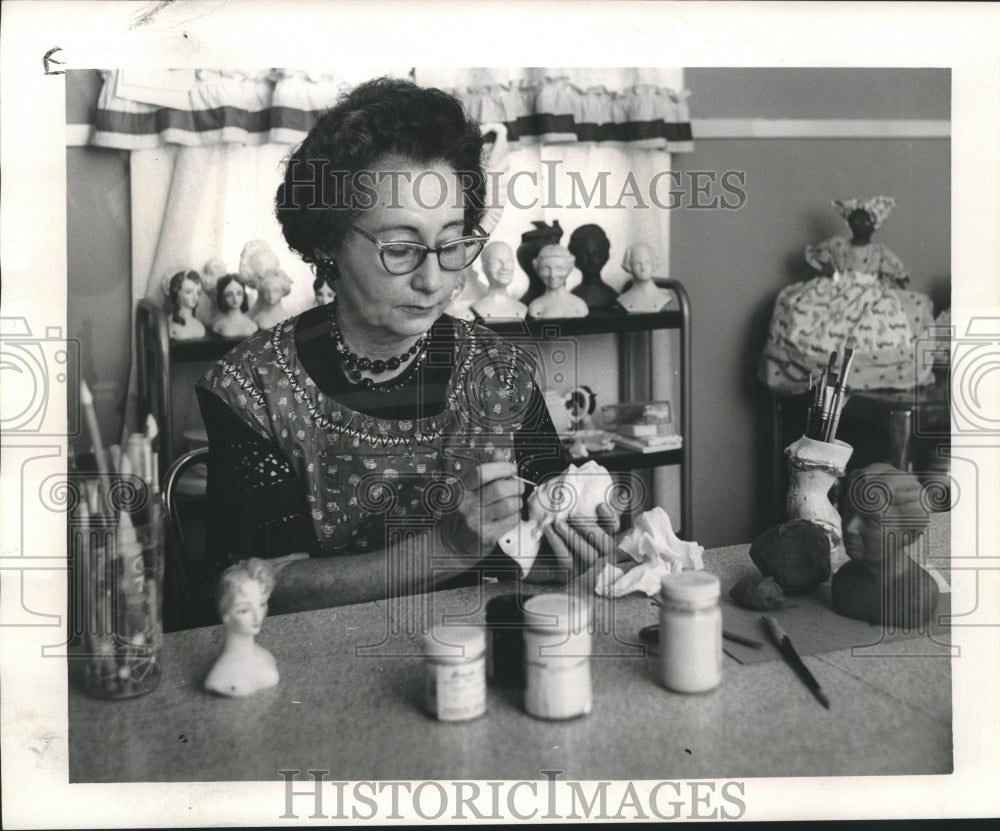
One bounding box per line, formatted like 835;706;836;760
197;78;613;614
211;274;260;338
167;269;206;340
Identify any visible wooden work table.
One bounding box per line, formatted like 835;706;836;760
68;513;952;784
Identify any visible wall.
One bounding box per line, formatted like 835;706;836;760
673;68;950;546
66;70;133;450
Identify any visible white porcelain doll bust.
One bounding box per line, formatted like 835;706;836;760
445;262;489;321
471;241;528;319
616;243;674;313
211;274;260;339
166;269;207;340
526;244;588;319
251;267;294;330
204;558;279;697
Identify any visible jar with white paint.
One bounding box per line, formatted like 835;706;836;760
523;593;592;720
658;571;722;693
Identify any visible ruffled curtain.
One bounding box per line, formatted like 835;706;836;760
93;67;693;152
415;68;693;152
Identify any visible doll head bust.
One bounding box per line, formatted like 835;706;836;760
617;243;674;313
481;241;516;289
251;267;294;329
217;274;250;314
621;243;659;284
166;270;207;340
217;558;276;628
212;274;259;338
527;245;588;319
471;241;527;319
204;558;280;697
238;239;281;289
568;224;617;309
533;244;575;290
831;463;939;628
568;224;611;277
312;271;336;306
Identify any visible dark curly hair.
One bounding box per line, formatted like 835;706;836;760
275;77;486;265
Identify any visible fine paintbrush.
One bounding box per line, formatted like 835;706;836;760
762;616;830;709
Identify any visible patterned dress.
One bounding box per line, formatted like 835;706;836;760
196;307;564;578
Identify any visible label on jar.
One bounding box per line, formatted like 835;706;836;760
424;659;486;722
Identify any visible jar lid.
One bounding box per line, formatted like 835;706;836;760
421;625;486;661
660;571;720;604
522;593;591;631
486;592;533;626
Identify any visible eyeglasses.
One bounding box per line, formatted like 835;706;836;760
351;225;489;276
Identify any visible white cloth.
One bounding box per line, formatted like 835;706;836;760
594;506;704;597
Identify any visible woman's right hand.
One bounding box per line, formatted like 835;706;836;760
438;452;524;567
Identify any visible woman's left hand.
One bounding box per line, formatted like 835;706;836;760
539;502;621;580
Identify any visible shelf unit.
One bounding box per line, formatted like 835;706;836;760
136;278;691;536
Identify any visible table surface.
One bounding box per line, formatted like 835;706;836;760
68;514;952;783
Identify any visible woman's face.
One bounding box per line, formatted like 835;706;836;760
178;278;201;310
328;159;466;342
314;282;335;306
223;579;268;637
222;280;245;311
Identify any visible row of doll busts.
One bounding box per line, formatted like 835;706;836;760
164;240;333;341
449;222;675;321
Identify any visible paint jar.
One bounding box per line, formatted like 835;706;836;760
485;591;533;687
421;625;487;722
659;571;722;693
523;593;592;720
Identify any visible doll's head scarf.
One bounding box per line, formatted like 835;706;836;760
833;196;896;230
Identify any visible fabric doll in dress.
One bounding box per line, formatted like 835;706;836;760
471;241;527;319
251;267;294;330
166;269;207;340
759;196;934;395
616;243;675;313
568;224;618;310
527;245;588;319
805;196;909;288
211;274;260;338
204;558;279;697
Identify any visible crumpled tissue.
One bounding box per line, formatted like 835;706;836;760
593;506;704;597
498;461;614;577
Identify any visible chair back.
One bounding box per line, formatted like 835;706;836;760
161;447;213;630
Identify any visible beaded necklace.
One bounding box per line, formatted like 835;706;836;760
328;301;428;389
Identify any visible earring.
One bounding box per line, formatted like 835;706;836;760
317;259;340;284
